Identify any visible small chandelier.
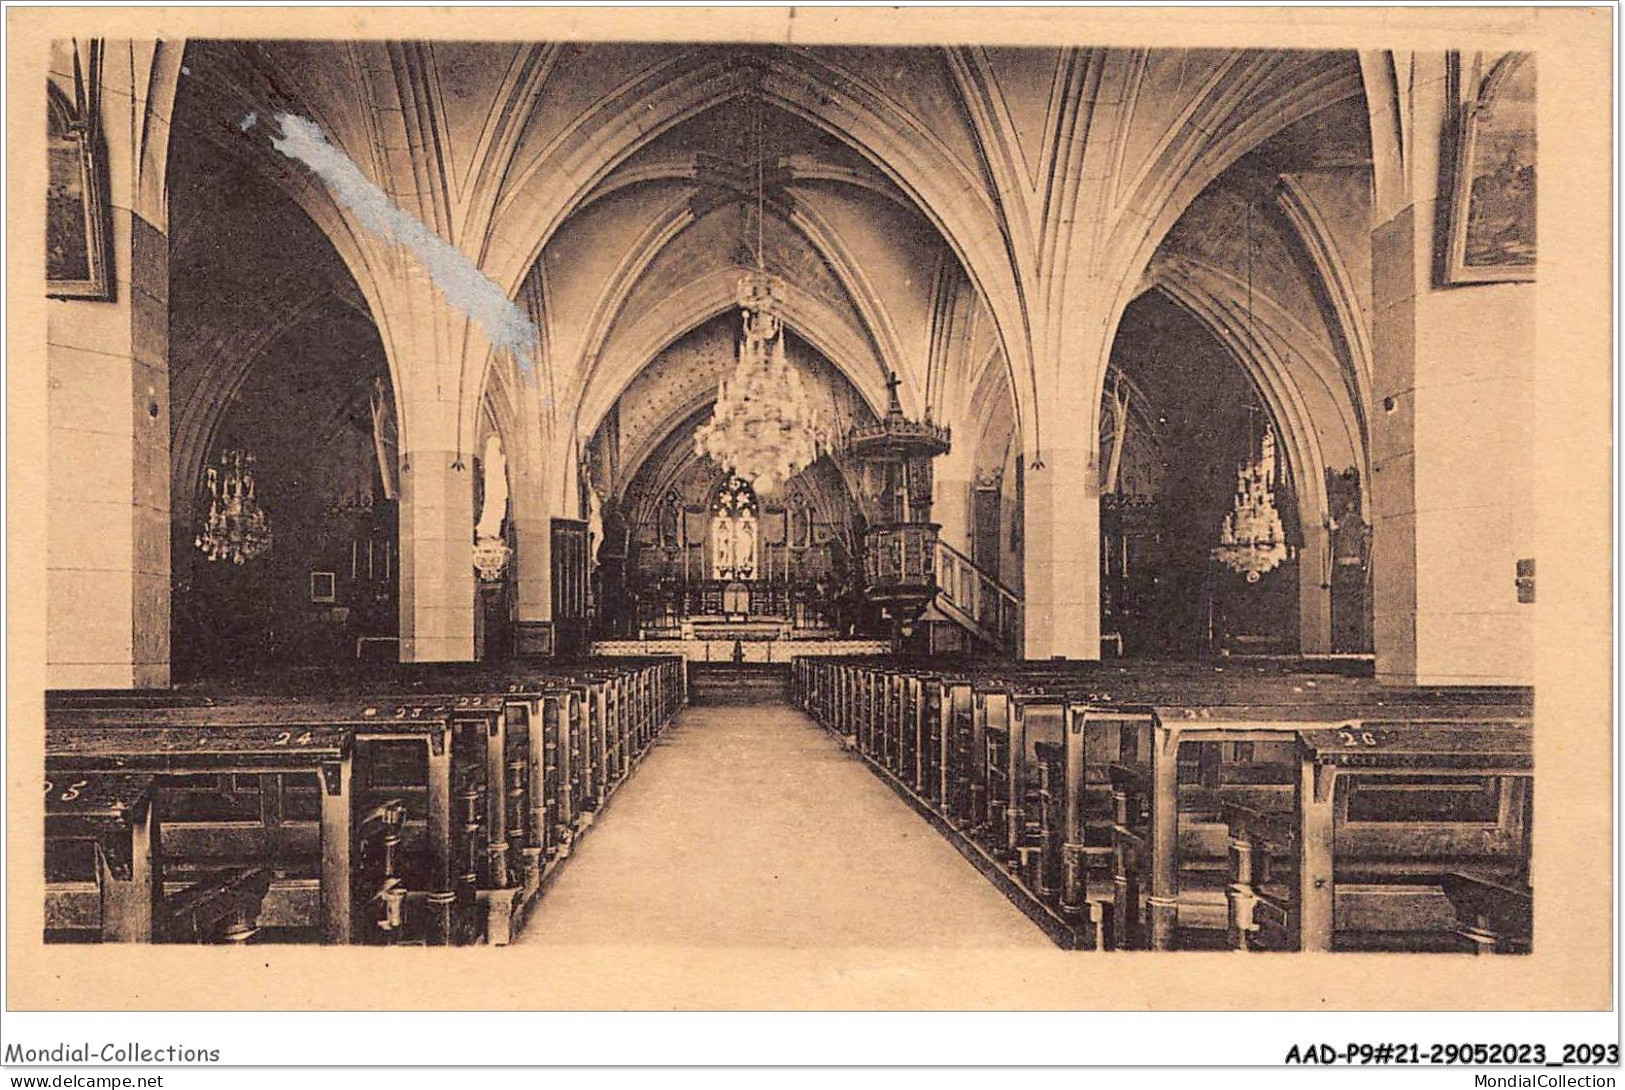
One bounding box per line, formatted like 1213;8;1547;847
195;450;273;565
1212;420;1289;582
694;273;833;494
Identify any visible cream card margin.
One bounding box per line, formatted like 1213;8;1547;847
5;5;1613;1012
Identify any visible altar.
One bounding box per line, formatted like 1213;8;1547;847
592;635;891;664
628;576;847;638
687;617;789;642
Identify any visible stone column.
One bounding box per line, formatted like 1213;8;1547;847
46;42;177;688
932;440;976;558
1021;442;1101;660
1368;53;1535;684
398;450;476;662
1297;524;1333;654
511;513;554;654
48;253;170;688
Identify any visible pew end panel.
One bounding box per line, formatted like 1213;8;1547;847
45;773;161;943
1222;723;1533;953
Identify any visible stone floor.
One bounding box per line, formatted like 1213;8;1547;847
518;702;1052;950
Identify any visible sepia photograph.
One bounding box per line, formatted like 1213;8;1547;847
3;2;1617;1073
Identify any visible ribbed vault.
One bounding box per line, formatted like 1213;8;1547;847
158;38;1386;662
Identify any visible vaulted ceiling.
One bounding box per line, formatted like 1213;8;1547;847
166;112;384;524
168;40;1373;515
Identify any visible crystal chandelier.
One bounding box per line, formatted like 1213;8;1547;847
694;273;832;494
1212;420;1289;582
1212;197;1290;584
195;449;273;565
692;98;832;494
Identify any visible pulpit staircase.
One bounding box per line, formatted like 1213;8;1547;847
932;541;1023;657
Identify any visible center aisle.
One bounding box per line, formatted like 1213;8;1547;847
518;702;1053;949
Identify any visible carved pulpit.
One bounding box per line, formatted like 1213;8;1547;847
845;371;951;631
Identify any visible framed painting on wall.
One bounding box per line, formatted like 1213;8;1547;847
309;571;337;603
1445;52;1536;284
46;43;112;301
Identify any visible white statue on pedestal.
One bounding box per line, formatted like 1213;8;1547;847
473;433;512;582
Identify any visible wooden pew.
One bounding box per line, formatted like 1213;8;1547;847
482;663;660;934
789;654;1538;954
273;671;584;897
541;659;681;819
330;674;577;909
422;676;583;895
795;657;1110;946
947;661;1119;848
936;666;1526;947
949;671;1175;931
47;656;682;945
915;672;949;806
849;661;874;746
495;656;681;893
1000;681;1113;859
871;663;903;760
355;798;409;941
193;694;499;940
1221;723;1532;952
797;657;823;724
827;658;843;731
54;680;518;906
1440;872;1533;954
44;772;161;942
46;723;356;943
486;680;581;897
375;658;682;902
832;657;1083;840
807;656;859;741
838;661;863;747
363;667;639;887
55;659;669;936
1108;705;1322;950
1109;700;1531;950
855;664;881;757
164;867;277;943
582;668;621;804
936;674;974;821
45;705;467;944
967;679;1126;939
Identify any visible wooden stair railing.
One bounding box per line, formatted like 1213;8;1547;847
934;540;1022;655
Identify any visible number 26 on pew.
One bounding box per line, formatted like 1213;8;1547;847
1338;729;1378;747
